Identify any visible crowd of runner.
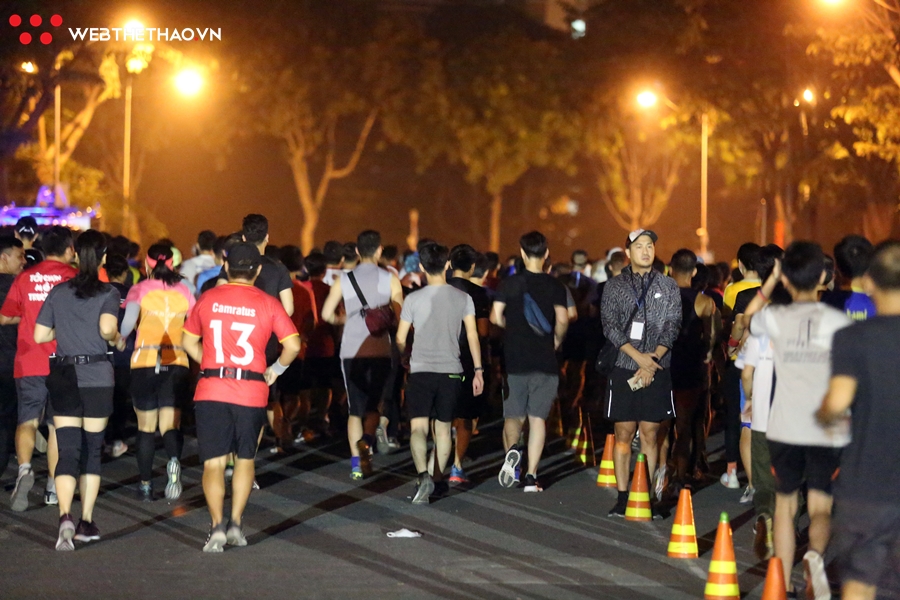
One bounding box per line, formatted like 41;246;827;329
0;213;896;599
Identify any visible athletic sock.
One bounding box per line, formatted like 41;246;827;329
136;431;156;483
617;490;629;504
726;461;737;475
45;478;56;493
162;430;183;460
19;462;31;472
350;456;360;469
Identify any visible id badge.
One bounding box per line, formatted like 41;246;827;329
629;321;644;340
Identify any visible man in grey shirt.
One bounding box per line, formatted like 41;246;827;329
396;243;483;505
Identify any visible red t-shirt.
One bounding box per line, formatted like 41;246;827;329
304;279;335;358
184;283;298;408
0;260;77;378
290;280;316;359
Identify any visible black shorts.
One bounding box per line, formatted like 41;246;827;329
342;358;391;418
605;367;675;423
406;372;462;422
768;441;842;495
833;499;900;587
453;370;482;420
194;401;266;462
51;387;114;420
131;366;191;412
277;360;305;395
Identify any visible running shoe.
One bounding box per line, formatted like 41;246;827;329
804;550;831;600
754;514;774;561
110;440;128;458
653;465;667;501
448;465;467;484
350;466;363;481
10;466;34;512
44;488;58;506
226;521;247;547
387;437;401;451
631;431;641;450
514;467;521;484
137;482;154;502
74;519;101;542
719;471;740;489
225;464;234;479
165;457;183;501
35;430;48;454
523;474;543;493
252;479;260;490
498;445;521;488
56;514;76;551
375;425;390;455
607;497;627;518
202;523;228;553
412;474;434;505
357;440;373;478
433;479;449;498
739;486;755;505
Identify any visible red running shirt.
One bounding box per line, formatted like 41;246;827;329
184;283;298;407
0;260;77;378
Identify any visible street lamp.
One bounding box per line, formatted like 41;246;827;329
122;21;152;241
174;68;203;96
636;90;711;260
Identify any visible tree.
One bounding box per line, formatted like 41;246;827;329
385;8;581;252
219;1;416;253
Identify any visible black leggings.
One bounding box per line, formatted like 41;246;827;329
722;362;742;464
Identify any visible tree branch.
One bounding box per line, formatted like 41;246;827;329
330;107;378;179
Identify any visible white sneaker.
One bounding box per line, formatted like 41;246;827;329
803;550;832;600
719;471;740;489
739;486;755;504
110;440;128;458
10;467;34;512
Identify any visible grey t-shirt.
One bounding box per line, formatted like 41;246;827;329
400;284;474;374
340;263;394;359
750;302;852;447
36;282;120;388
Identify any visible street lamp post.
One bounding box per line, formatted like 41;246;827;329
637;90;711;260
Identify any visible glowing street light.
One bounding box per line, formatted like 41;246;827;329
636;90;659;108
802;88;815;103
20;62;36;73
174;68;203;96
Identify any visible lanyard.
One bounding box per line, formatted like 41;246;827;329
629;270;654;310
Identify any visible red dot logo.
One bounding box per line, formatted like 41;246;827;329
9;12;61;44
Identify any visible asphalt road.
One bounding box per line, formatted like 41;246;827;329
0;424;815;600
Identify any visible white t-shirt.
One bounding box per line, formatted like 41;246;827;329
742;334;774;433
324;268;342;287
750;302;852;446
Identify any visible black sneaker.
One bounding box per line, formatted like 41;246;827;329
74;519;100;542
202;522;227;553
607;498;627;518
432;480;449;498
523;474;543;493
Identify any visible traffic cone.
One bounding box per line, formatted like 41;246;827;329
667;488;698;558
596;434;617;487
704;512;740;600
568;425;582;453
761;557;787;600
625;454;652;521
583;413;596;467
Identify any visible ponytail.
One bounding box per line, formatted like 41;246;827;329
71;229;107;299
145;243;183;287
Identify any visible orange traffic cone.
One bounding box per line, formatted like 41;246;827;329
569;425;582;453
704;512;740;599
667;488;698;558
625;453;651;522
761;557;787;600
596;434;617;487
583;413;596;467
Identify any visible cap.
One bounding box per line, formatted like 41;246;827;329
15;216;37;236
226;242;261;270
626;229;658;247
